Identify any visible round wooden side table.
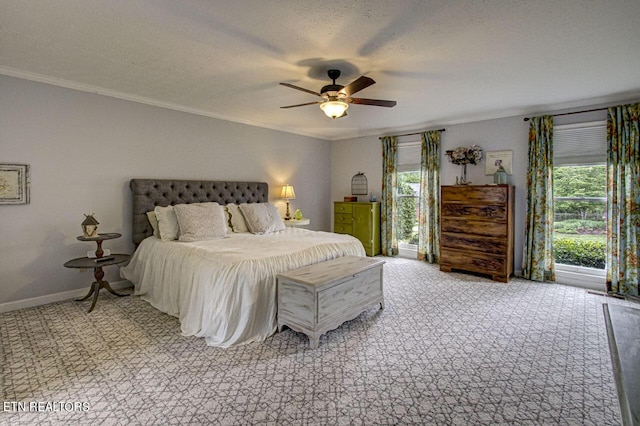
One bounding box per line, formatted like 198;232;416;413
66;232;129;312
64;254;130;313
77;232;121;258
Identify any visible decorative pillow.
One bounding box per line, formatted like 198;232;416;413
225;203;249;233
174;203;227;242
154;205;180;241
223;205;233;233
146;211;161;239
238;203;285;234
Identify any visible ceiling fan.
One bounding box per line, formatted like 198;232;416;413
280;69;397;119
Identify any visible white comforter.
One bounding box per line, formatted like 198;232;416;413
120;227;365;347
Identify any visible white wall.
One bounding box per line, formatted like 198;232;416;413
332;116;531;273
0;75;331;306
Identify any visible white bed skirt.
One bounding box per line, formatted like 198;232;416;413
121;228;365;347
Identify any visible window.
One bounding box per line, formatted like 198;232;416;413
553;121;606;283
397;142;421;257
398;171;420;248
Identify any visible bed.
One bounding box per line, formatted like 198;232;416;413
120;179;366;347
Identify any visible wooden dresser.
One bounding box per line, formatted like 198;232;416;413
334;202;381;257
439;185;514;282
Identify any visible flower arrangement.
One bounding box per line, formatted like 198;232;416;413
445;145;483;165
445;145;483;184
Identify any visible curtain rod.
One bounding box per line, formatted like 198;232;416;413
523;107;608;122
378;128;445;140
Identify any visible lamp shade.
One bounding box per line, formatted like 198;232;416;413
280;184;296;200
320;101;348;119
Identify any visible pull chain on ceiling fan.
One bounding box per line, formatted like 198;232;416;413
280;69;397;119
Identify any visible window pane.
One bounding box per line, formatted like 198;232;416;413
397;171;420;246
397;171;420;195
553;165;606;269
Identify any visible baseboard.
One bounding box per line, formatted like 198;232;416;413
0;280;133;313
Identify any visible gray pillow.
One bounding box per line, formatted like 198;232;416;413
174;203;227;242
238;203;285;234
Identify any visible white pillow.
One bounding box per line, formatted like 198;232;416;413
238;203;285;234
225;203;249;233
146;211;161;239
154;205;180;241
174;203;227;242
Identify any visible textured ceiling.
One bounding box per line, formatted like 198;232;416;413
2;0;640;140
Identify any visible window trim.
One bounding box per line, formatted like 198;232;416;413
552;123;607;289
397;169;420;256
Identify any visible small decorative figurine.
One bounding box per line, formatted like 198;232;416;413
81;213;99;238
294;209;303;220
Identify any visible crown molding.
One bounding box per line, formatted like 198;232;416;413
2;66;638;143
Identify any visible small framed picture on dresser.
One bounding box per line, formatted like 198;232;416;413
0;164;30;205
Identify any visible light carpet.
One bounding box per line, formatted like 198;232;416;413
0;257;630;425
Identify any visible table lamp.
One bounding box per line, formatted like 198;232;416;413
281;184;296;220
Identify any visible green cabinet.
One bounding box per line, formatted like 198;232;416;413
334;202;381;256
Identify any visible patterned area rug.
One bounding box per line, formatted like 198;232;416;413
0;257;628;425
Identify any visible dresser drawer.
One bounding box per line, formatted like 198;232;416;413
441;232;506;255
440;185;513;282
334;203;353;214
441;218;508;238
441;203;507;221
441;186;507;204
440;248;506;276
335;213;353;225
334;223;353;234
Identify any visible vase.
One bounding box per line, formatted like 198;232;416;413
493;165;507;185
459;164;467;184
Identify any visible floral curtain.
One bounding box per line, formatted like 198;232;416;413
522;115;555;282
381;136;398;256
606;103;640;296
417;131;441;263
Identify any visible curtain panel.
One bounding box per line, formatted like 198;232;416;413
381;136;399;256
417;131;441;263
523;115;556;282
606;103;640;297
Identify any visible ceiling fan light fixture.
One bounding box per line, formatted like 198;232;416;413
320;100;349;119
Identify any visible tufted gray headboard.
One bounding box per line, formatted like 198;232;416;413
130;179;269;244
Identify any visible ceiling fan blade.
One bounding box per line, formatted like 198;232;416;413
279;82;321;97
339;76;375;97
350;98;397;107
280;101;323;109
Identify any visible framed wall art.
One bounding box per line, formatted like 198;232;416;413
485;150;513;175
0;164;30;205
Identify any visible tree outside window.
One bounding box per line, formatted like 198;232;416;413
397;171;420;246
553;165;606;269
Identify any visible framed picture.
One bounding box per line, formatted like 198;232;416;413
485;151;513;175
0;164;30;205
